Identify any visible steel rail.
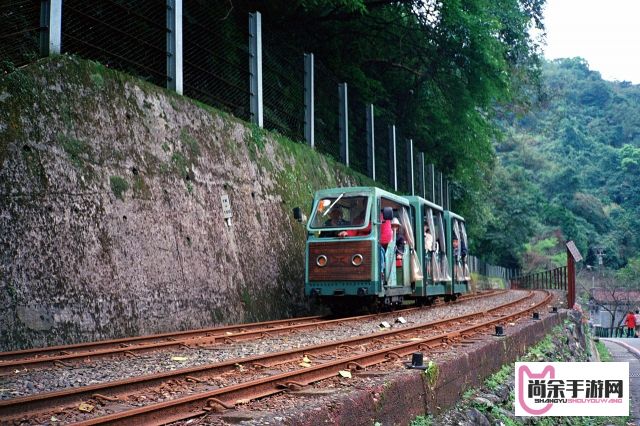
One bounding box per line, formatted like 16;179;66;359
0;291;501;373
0;290;523;422
69;291;551;425
0;316;324;362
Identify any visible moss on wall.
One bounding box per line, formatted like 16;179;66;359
0;55;382;350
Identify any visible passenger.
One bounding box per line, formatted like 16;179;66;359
424;225;433;252
395;222;406;266
324;208;348;227
338;210;371;237
626;311;636;338
634;310;640;338
379;212;393;247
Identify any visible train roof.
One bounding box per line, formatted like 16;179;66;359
311;186;409;205
445;210;466;222
403;195;444;212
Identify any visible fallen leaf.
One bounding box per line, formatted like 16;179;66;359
50;416;59;423
78;403;94;413
236;399;250;405
302;356;311;363
299;362;312;367
338;370;352;378
171;356;188;362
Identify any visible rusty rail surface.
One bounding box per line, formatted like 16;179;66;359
0;291;502;375
68;290;551;426
0;290;529;424
0;316;325;362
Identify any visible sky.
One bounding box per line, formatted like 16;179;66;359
542;0;640;84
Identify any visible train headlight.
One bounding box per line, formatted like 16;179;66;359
316;255;328;267
351;254;363;266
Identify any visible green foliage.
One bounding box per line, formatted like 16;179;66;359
595;340;613;362
484;364;511;391
251;0;544;246
616;256;640;284
109;175;129;200
423;360;439;389
409;415;433;426
487;58;640;269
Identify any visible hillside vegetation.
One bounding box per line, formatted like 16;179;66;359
479;58;640;271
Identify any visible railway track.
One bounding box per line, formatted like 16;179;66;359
0;290;501;375
1;290;550;425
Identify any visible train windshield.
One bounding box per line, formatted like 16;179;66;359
309;195;371;229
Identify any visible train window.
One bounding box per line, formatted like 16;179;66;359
309;195;371;230
423;208;436;252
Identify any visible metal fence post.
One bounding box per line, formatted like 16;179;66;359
304;53;315;148
407;139;414;195
41;0;61;55
446;180;450;210
439;172;444;207
166;0;183;94
429;163;435;202
249;12;263;127
388;125;397;191
419;152;425;198
39;1;50;56
366;104;375;180
339;83;349;166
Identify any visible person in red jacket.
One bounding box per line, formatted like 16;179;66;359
626;311;636;338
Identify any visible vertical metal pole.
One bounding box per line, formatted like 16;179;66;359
43;0;62;55
419;152;425;199
339;83;349;166
249;12;263;127
166;0;183;94
429;164;435;203
366;104;375;180
446;180;450;210
439;172;444;207
304;53;315;148
407;139;414;195
567;247;575;309
39;1;50;56
388;125;397;191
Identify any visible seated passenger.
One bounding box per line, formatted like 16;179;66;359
424;225;433;252
338;210;370;237
324;208;348;227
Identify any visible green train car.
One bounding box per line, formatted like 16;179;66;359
304;187;470;312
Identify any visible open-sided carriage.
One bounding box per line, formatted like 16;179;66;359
304;187;471;312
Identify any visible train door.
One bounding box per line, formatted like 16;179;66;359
423;206;438;283
379;198;412;289
434;210;451;284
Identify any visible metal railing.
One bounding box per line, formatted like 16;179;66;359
510;266;568;290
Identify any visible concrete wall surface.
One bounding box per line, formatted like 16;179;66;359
0;56;373;351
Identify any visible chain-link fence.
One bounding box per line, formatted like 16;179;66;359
0;0;41;72
261;24;304;142
314;58;340;161
374;109;392;188
183;1;250;120
2;2;458;207
62;0;167;86
348;88;368;177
